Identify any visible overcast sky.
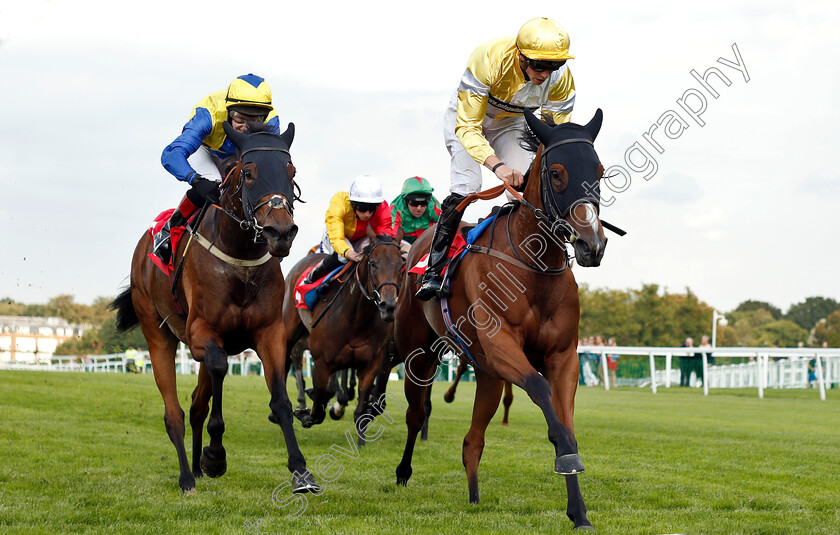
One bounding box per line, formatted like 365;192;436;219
0;0;837;315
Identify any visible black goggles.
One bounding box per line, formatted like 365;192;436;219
407;198;429;207
525;58;566;72
352;202;379;214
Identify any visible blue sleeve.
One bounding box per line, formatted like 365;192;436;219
266;115;281;134
161;107;213;183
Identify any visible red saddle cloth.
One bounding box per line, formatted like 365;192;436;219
293;265;333;310
408;234;466;275
147;209;188;276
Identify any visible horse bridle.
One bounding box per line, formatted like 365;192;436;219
356;241;402;305
218;146;294;243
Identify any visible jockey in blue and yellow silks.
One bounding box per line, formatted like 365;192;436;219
416;17;577;300
153;74;281;263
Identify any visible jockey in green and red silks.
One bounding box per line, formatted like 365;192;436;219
390;176;442;252
153;74;283;263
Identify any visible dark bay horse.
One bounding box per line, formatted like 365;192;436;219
393;109;608;530
281;226;404;446
112;121;318;494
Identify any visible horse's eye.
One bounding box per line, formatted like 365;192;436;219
369;261;377;270
550;170;560;180
243;168;252;178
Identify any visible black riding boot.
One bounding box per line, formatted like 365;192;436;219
415;193;465;301
304;253;343;285
153;209;189;264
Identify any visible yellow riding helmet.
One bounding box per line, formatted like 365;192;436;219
516;17;575;61
224;74;274;112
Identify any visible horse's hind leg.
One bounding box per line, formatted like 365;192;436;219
146;332;194;493
443;361;467;403
501;381;513;426
462;373;504;504
189;363;212;479
199;340;228;478
420;384;432;441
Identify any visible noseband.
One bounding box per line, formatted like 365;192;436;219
356;241;402;305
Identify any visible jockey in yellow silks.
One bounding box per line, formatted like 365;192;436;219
416;17;577;300
304;175;397;284
153;74;281;263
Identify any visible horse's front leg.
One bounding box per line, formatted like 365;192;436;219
462;373;504;504
189;363;212;479
257;327;319;494
352;356;383;447
544;348;592;530
308;360;333;427
199;339;228;478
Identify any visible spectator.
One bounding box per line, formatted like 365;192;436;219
594;335;606;385
606;337;620;387
697;335;712;386
680;337;694;387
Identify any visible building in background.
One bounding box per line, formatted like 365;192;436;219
0;316;88;363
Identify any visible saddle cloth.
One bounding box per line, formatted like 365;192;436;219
147;208;188;276
408;215;496;275
293;265;344;310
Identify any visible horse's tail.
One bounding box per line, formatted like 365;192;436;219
110;285;139;332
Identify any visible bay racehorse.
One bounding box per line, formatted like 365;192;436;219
393;109;608;530
282;226;404;446
112;121;319;494
443;361;515;425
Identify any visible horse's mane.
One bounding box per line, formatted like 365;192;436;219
519;115;559;152
362;235;397;253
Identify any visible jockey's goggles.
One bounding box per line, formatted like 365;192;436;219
351;201;379;214
525;58;566;72
407;198;429;208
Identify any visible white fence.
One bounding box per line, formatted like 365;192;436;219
578;345;840;401
4;345;839;401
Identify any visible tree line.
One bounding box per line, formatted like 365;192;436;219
2;288;838;356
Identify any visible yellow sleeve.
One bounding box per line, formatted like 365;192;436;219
454;43;502;165
542;67;576;125
325;192;350;257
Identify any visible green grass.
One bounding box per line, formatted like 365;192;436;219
0;371;838;534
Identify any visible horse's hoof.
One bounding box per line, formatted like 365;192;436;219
292;472;320;494
179;473;196;494
443;392;455;403
200;446;227;478
574;524;595;531
300;415;314;429
358;436;366;448
555;453;585;475
329;402;345;420
396;465;412;486
501;422;509;426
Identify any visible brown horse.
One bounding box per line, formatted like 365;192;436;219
393;109;608;530
111;121;319;494
443;361;514;425
281;226;404;446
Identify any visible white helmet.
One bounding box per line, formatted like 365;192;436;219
349;174;384;203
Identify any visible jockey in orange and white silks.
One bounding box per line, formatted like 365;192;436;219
304;175;397;284
153;74;281;263
416;17;577;300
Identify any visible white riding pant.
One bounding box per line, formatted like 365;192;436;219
443;93;536;196
317;228;370;263
187;146;224;182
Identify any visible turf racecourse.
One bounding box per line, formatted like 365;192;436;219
0;371;837;535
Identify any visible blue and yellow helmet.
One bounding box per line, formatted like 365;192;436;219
225;74;274;115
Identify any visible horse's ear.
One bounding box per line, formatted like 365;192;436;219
584;109;603;141
280;122;295;148
367;222;377;243
395;226;405;243
223;121;246;150
524;108;553;144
